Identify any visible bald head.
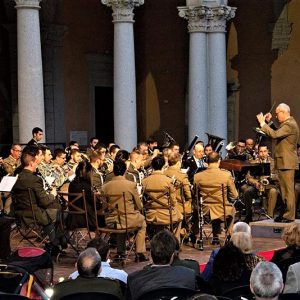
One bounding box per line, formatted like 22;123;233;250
77;248;101;278
193;143;204;159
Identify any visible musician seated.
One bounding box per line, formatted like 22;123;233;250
12;146;64;253
226;139;253;161
194;151;237;244
164;152;192;216
142;156;183;240
182;143;207;184
240;144;279;223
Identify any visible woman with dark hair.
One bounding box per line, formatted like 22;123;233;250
66;160;96;230
209;243;251;296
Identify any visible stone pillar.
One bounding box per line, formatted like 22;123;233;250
178;6;208;143
179;0;235;145
207;5;236;143
101;0;144;151
15;0;45;144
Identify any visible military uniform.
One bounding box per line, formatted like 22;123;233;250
90;166;104;192
125;163;143;195
3;155;21;175
142;170;183;239
164;165;192;215
261;116;299;220
245;156;279;217
194;166;237;235
101;176;146;253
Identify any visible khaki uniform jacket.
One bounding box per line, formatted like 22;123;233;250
142;170;183;224
194;166;237;221
101;176;144;229
164;166;192;215
262;116;299;170
3;155;21;175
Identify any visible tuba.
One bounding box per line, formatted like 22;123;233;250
206;133;224;153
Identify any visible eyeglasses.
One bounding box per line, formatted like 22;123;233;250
13;149;21;152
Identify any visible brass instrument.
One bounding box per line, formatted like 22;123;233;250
258;176;270;195
226;141;237;152
162;131;176;148
206;133;224;153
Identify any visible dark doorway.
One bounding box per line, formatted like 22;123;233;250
95;86;114;145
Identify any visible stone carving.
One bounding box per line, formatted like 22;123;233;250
14;0;41;9
101;0;144;22
178;4;236;33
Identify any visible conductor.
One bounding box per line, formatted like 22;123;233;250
256;103;299;222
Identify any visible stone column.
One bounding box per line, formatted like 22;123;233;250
207;5;236;143
15;0;45;144
178;6;209;143
101;0;144;151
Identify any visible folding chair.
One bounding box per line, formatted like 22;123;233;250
93;192;141;265
195;184;232;245
143;187;180;239
58;190;91;255
11;189;48;248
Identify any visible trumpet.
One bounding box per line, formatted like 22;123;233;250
258;176;269;195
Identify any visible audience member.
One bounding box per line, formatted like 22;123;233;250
250;261;283;300
283;261;300;293
202;221;251;281
209;243;251;296
51;248;123;300
69;238;127;284
231;232;264;270
271;222;300;281
127;230;197;300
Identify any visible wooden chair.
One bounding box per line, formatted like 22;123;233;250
58;190;91;254
143;187;180;238
195;184;231;242
93;192;141;264
12;189;48;248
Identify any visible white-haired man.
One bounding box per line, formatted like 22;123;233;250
250;261;283;300
257;103;299;222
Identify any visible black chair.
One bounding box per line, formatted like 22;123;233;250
222;285;254;300
216;297;232;300
136;287;196;300
58;292;121;300
279;293;300;299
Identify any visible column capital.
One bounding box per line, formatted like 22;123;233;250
178;5;236;33
101;0;144;23
15;0;41;9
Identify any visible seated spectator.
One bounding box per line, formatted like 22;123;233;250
171;236;200;275
250;261;283;300
51;248;123;300
127;230;197;300
69;238;128;284
209;243;251;296
271;222;300;281
231;232;264;271
283;261;300;293
202;221;251;281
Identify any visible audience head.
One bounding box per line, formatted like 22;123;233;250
87;238;110;262
77;248;101;279
188;294;217;300
151;155;165;171
231;232;253;254
32;127;43;141
113;159;127;176
213;243;246;282
282;222;300;249
250;262;283;300
233;221;251;235
150;230;176;265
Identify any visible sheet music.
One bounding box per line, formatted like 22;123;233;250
0;175;18;192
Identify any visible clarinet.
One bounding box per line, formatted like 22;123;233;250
195;193;204;251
